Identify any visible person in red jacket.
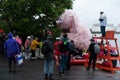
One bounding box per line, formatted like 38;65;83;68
53;37;61;70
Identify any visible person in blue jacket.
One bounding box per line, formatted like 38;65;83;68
4;32;20;73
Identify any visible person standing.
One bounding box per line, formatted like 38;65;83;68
24;36;31;59
15;35;22;52
0;34;5;57
58;33;69;75
53;37;61;70
4;32;20;73
99;11;107;37
66;40;78;72
42;34;54;80
30;37;40;59
87;39;97;71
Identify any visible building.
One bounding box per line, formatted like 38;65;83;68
90;23;120;34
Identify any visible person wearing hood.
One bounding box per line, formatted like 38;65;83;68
4;32;20;73
42;34;54;80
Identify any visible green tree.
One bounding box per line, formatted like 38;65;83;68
0;0;74;37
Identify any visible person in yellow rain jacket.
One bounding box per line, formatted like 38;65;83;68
30;37;40;59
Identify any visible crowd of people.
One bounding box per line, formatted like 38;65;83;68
0;32;118;79
0;30;84;80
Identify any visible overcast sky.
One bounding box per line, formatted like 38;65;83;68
72;0;120;28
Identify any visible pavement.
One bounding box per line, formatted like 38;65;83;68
0;56;120;80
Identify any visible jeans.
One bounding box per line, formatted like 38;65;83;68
100;26;106;37
66;53;71;70
44;59;54;75
59;53;68;72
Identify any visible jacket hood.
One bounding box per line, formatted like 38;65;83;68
47;34;53;40
7;32;13;39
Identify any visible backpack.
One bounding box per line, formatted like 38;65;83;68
94;43;100;54
58;41;69;52
41;41;51;56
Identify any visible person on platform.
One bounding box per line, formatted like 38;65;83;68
99;11;107;37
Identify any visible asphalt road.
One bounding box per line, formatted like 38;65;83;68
0;56;120;80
